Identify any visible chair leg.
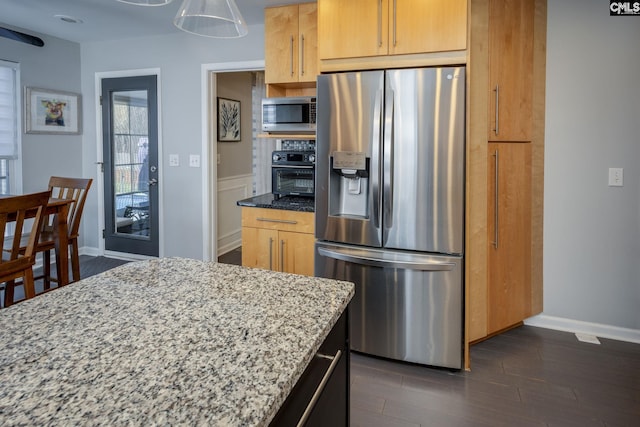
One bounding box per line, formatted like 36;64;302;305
43;250;51;290
4;280;15;307
70;240;80;283
23;269;36;300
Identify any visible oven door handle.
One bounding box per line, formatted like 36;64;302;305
271;165;315;169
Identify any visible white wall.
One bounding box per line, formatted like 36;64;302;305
4;1;638;335
79;25;265;259
0;29;82;194
542;0;640;331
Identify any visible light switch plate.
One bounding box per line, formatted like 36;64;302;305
169;154;179;167
189;154;201;168
608;168;623;187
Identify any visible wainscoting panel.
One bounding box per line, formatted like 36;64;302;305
217;174;253;256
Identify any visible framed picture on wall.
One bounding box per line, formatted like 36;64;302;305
217;97;241;142
24;87;82;134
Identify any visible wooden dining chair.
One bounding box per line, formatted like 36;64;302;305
0;191;51;308
35;177;92;290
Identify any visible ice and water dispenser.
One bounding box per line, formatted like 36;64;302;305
329;151;369;218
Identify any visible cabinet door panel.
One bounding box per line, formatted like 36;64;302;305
265;5;299;84
318;0;389;60
242;227;279;271
280;231;315;276
487;143;532;333
488;0;534;141
299;2;318;83
392;0;467;55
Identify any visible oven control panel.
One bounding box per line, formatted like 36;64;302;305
272;151;315;165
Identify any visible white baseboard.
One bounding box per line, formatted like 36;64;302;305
79;246;153;262
79;246;101;257
524;314;640;344
217;239;241;257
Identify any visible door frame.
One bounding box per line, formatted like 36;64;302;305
94;68;164;260
201;60;264;261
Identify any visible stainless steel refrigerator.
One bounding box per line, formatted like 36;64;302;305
315;67;465;369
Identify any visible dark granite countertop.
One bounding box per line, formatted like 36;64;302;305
237;193;315;212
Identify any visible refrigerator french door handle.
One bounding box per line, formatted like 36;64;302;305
317;247;456;271
383;87;394;230
371;89;383;229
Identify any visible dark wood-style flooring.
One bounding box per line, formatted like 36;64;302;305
351;327;640;426
8;251;640;426
221;246;640;426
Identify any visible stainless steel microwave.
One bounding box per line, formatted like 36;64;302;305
262;96;316;133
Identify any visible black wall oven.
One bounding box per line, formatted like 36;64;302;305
271;141;315;198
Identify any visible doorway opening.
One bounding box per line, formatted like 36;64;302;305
203;60;265;263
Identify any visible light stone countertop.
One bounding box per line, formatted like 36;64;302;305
0;257;354;426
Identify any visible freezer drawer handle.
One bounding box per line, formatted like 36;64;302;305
296;350;342;427
257;217;298;225
318;247;456;271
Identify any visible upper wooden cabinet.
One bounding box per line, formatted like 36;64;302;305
488;0;535;141
318;0;467;60
265;3;318;86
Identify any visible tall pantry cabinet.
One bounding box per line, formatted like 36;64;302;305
467;0;546;343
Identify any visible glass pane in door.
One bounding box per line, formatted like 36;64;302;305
111;90;150;238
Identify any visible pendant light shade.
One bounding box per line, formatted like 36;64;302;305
117;0;174;5
174;0;248;38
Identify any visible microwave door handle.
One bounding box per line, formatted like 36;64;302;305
371;89;383;229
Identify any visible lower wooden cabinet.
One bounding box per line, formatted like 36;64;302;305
487;142;533;333
241;207;315;276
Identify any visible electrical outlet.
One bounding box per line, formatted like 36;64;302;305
608;168;623;187
189;154;201;168
217;153;221;164
169;154;179;167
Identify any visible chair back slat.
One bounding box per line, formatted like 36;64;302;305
0;191;51;307
46;177;93;239
0;191;51;266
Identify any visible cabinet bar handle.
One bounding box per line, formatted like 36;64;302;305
300;34;305;76
377;0;383;47
392;0;397;47
256;217;298;224
280;239;285;272
269;237;274;270
290;35;294;76
492;149;499;249
296;350;343;427
493;84;499;135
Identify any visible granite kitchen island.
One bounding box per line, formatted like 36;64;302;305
0;258;354;426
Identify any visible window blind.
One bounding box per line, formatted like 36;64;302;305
0;63;19;159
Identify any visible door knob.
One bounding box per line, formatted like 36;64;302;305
149;178;158;186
